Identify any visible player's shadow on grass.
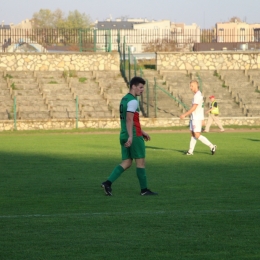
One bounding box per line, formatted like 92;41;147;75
146;146;213;155
146;146;187;154
245;138;260;142
146;145;178;152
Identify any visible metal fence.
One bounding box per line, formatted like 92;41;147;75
1;28;260;52
117;37;189;117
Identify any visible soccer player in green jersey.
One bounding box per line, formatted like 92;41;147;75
101;76;158;196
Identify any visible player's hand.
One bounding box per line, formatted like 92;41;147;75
142;132;150;141
180;114;185;119
124;137;133;147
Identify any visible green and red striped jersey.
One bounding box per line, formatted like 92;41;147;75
119;93;142;139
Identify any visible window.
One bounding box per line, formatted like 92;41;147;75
240;28;245;42
218;28;224;42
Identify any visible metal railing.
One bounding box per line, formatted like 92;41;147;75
1;28;260;52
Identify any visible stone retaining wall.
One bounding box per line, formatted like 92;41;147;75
1;117;260;131
1;52;260;72
157;52;260;71
0;52;120;71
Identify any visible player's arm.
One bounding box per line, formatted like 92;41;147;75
180;104;198;119
141;130;151;141
124;112;134;147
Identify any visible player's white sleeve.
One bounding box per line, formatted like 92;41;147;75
193;91;203;104
127;100;138;113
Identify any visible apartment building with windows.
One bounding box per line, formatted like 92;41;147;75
94;19;200;53
216;20;260;43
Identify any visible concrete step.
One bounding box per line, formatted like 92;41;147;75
0;90;10;95
5;71;34;78
104;93;123;99
46;95;74;101
73;89;100;95
76;71;95;78
0;98;14;107
247;110;260;115
77;94;103;100
10;78;37;84
18;105;49;112
10;83;39;90
36;71;63;78
43;89;71;95
246;104;260;109
84;111;112;118
14;90;41;96
238;93;260;100
48;100;75;106
39;78;66;84
51;105;77;112
72;83;99;89
51;111;76;119
41;84;69;91
69;80;97;86
15;95;44;101
80;100;107;107
19;111;50;119
108;99;121;107
17;100;46;106
94;71;121;79
82;104;109;111
0;112;10;120
242;99;260;104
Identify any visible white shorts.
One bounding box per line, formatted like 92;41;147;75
190;120;202;133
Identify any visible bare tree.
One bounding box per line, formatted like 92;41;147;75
229;17;242;23
143;38;178;52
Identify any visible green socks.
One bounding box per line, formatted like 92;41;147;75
107;165;147;189
108;165;125;183
136;168;147;189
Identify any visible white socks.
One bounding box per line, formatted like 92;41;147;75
189;135;213;154
198;135;213;148
189;137;197;154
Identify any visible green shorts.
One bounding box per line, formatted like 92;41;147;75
120;136;145;160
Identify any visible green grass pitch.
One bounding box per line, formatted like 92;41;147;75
0;130;260;260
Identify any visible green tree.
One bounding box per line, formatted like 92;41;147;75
53;9;66;28
33;9;55;28
32;9;92;29
64;10;91;29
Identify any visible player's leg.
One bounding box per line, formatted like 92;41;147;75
101;159;132;196
194;120;217;155
133;137;157;195
101;140;133;196
187;120;197;155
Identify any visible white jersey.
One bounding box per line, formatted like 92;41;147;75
191;90;204;120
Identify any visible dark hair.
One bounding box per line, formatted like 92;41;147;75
129;77;145;89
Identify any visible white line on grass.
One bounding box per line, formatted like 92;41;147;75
0;209;259;219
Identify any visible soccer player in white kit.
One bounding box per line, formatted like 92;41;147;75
180;80;217;155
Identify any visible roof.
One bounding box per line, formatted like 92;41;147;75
96;21;139;30
0;25;11;30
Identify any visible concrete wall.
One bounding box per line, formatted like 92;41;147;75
1;117;260;131
0;52;120;71
156;52;260;71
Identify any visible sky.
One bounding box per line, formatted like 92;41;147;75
1;0;260;28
